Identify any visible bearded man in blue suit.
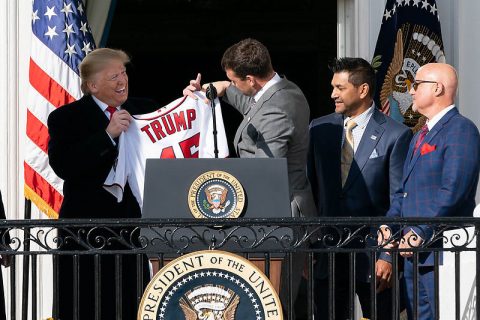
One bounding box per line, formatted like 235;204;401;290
385;63;480;320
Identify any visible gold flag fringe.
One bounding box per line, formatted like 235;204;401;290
24;184;59;219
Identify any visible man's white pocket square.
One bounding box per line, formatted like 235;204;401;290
369;149;379;159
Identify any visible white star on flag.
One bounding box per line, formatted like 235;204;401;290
80;21;88;35
32;10;40;24
44;6;57;20
384;9;392;20
421;0;430;10
44;25;58;39
82;41;93;54
60;2;74;16
64;43;77;57
62;23;75;38
77;2;84;15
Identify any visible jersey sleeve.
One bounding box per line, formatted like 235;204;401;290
103;132;128;202
125;121;146;208
197;95;229;158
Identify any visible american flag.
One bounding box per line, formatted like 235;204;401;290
25;0;95;218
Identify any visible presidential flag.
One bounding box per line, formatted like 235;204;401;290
25;0;95;218
372;0;445;130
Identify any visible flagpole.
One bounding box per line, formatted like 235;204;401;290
206;84;219;158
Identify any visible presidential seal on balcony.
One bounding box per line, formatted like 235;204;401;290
138;250;283;320
188;170;245;219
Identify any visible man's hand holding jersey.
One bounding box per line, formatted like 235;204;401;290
106;109;132;138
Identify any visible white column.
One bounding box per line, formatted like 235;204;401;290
1;2;22;319
0;0;22;221
337;0;385;60
455;1;480;138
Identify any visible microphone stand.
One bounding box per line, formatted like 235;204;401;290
206;84;219;158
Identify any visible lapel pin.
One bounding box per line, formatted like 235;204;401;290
370;135;377;140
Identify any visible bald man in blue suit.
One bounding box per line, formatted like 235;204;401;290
385;63;480;320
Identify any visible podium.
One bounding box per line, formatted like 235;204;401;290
141;158;293;292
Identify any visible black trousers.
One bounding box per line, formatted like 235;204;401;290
314;253;393;320
55;227;149;320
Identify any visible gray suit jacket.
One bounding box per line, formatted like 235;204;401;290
223;78;316;217
308;108;412;280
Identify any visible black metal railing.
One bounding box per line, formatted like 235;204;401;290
0;217;478;320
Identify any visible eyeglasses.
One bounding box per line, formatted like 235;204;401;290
412;80;438;91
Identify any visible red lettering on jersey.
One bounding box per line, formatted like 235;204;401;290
142;109;197;144
160;146;175;158
161;114;176;135
180;132;200;158
150;120;166;140
140;125;156;143
186;109;196;129
174;111;187;131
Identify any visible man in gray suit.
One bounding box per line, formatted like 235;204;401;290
307;58;412;319
184;38;316;218
184;38;316;315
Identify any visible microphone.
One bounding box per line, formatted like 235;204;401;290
205;83;219;158
205;83;217;101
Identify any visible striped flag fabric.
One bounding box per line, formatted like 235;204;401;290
25;0;95;218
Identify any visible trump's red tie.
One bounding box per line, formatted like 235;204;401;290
106;106;117;120
413;124;429;155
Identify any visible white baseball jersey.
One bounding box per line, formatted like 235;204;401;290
104;92;228;207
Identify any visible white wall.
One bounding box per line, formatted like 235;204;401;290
454;1;480;142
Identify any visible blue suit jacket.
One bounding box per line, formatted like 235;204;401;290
387;107;480;265
308;107;412;280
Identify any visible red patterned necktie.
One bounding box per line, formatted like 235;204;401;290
413;124;429;155
106;106;117;120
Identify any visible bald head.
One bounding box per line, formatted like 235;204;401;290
411;63;458;119
421;63;457;97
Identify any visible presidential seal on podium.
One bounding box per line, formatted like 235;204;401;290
188;170;245;219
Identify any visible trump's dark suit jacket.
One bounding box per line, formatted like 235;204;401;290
48;94;157;219
47;94;157;320
308;107;412;280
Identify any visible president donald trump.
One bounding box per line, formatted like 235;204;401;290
384;63;480;320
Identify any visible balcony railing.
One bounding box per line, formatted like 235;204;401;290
0;217;478;320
